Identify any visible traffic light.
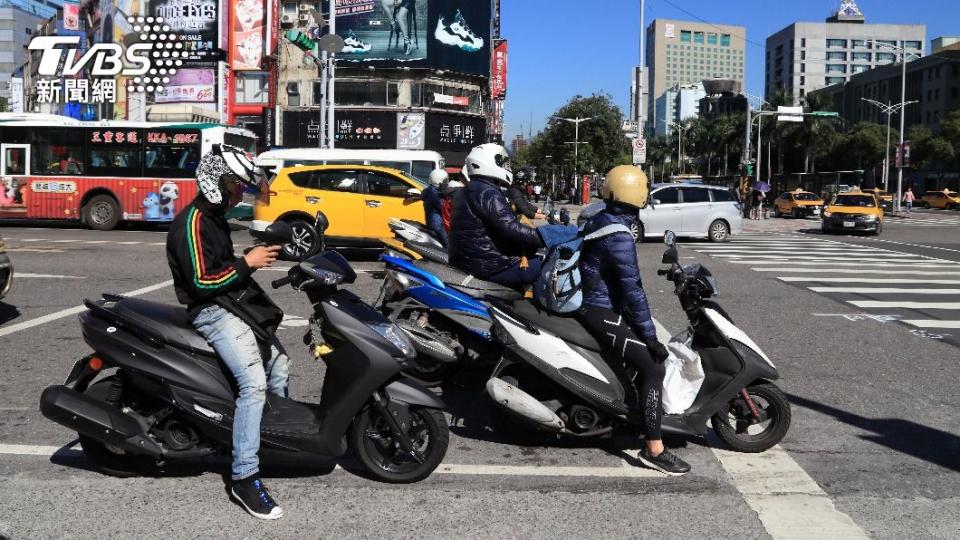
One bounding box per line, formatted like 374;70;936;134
285;30;315;52
743;163;755;177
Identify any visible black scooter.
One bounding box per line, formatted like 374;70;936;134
40;215;449;483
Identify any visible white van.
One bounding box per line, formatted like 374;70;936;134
255;148;445;184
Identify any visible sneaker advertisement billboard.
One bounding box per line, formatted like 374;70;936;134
333;0;491;76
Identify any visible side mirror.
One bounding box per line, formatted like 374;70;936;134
314;212;329;233
652;199;662;206
664;230;677;247
559;208;571;226
406;188;422;198
251;221;293;245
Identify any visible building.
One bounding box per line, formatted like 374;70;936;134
653;82;705;137
699;78;747;121
0;0;58;102
811;46;960;136
510;133;526;155
932;36;960;53
765;0;925;103
644;18;746;137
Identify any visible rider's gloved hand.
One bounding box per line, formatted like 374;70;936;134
643;338;670;364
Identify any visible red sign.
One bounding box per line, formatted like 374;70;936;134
433;93;470;107
232;0;265;70
90;130;140;144
491;40;508;99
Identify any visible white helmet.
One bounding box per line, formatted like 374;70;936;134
461;143;513;185
428;168;448;187
196;144;266;205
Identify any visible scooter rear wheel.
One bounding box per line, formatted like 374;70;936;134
711;382;791;453
78;377;158;477
350;406;449;483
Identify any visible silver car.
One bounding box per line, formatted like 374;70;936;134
634;184;743;242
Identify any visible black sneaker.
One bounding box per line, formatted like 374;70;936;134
231;476;283;520
637;448;691;476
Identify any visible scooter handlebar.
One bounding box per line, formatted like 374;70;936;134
271;276;292;289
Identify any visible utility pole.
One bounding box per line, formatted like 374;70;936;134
874;41;919;213
556;116;592;179
670;121;687;175
327;0;336;149
862;98;917;191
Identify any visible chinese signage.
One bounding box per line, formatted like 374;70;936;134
38;79;116;105
398;113;426;150
334;110;397;148
154;69;215;103
31;181;77;194
490;40;508;100
425;113;485;153
433;93;470;107
232;0;265;70
665;23;675;38
90;130;141;144
9;78;23;113
152;0;220;63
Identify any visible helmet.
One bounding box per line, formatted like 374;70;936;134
601;165;649;209
428;168;448;187
461;143;512;185
196;144;267;206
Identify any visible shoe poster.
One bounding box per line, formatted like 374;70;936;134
397;113;426;150
427;0;491;75
334;0;429;62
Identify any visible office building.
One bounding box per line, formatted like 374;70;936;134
765;0;925;103
0;0;59;101
932;36;960;53
654;82;705;137
645;18;746;136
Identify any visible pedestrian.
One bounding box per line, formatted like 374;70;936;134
902;187;915;213
569;183;577;205
750;189;765;220
533;183;542;203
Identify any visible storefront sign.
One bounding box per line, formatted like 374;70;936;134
232;0;265;70
154;69;216;103
490;40;508;99
282;110;397;149
152;0;220;63
397;113;425;150
425;113;485;153
433;93;470;107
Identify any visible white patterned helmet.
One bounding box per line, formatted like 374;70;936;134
195;144;266;205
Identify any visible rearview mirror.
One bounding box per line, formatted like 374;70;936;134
406;188;422;198
314;212;329;233
664;230;677;247
250;221;293;245
559;208;571;226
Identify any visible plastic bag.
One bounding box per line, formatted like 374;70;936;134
661;333;705;414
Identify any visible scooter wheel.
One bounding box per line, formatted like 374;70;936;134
350;406;449;483
78;377;158;477
711;382;791;453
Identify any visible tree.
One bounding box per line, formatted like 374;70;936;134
834;122;887;171
795;92;840;173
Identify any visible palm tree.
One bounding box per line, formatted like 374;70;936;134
795;92;837;173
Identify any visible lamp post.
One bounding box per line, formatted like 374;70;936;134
555;116;592;177
873;41;921;213
861;98;918;192
669;121;688;174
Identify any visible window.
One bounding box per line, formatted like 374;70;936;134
89;148;142;176
876;52;895;63
144;145;200;178
826;64;847;73
852;52;871;61
411;161;435;184
282;1;297;17
800;51;806;60
826;77;846;85
800;76;805;85
235;72;269;104
707;33;717;45
851;39;870;49
289;170;361;192
681;188;710;204
31;128;85;176
826;39;847;48
335;80;389;106
800;63;805;73
852;65;870;74
711;189;738;203
286;82;300;107
365;171;411;198
903;40;922;50
826;51;847;61
653;187;679;204
877;39;897;48
680;30;691;43
694;32;704;44
801;37;807;48
721;34;731;47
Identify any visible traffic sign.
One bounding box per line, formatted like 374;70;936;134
632;137;646;165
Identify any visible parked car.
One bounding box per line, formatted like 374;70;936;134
920;189;960;210
634;184;743;243
822;189;883;235
252;165;425;258
773;190;825;218
0;233;12;300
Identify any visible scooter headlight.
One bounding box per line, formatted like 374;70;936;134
386;269;423;291
370;322;416;359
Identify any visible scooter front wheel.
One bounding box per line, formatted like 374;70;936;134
711;382;791;453
350;406;449;483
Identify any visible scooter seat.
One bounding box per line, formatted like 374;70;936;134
510;301;602;352
414;260;522;301
94;296;216;356
405;240;449;264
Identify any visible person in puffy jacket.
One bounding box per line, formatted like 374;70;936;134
423;169;449;246
449;143;544;289
576;165;691;476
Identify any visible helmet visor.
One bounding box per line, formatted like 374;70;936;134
494;153;512;173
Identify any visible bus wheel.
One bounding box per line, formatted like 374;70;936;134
84;194;121;231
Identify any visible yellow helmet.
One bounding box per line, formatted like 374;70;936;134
602;165;649;209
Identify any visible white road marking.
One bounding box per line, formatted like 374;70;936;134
115;241;143;245
83;240;111;244
5;248;65;253
733;261;956;267
860;237;960;255
756;268;960;275
810;287;960;294
0;280;173;337
15;273;86;279
709;253;927;260
0;444;78;456
780;277;960;284
902;320;960;329
49;239;78;243
849;301;960;310
712;446;868;539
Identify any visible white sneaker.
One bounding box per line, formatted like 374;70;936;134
342;31;371;54
434;10;483;52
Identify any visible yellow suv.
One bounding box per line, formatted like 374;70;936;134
773;189;825;218
253;165;425;258
822;189;883;235
920;189;960;210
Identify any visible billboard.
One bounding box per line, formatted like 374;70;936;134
232;0;265;70
425;112;485;153
490;39;507;99
151;0;220;63
154;69;216;103
334;0;491;76
63;2;80;30
398;112;426;150
282;109;398;149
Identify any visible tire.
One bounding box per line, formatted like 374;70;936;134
281;219;319;260
792;208;802;219
629;221;643;243
872;222;883;236
83;194;121;231
773;206;781;218
708;219;729;242
711;382;791;453
77;377;158;477
350;405;449;483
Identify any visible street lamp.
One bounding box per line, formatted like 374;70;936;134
669;121;688;174
750;110;838;186
554;116;593;178
873;40;922;213
861;98;918;192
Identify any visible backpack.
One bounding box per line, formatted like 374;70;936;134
533;219;631;314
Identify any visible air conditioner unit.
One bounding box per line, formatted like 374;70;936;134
280;14;295;28
298;13;310;23
298;3;312;11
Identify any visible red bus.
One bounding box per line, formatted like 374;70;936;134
0;113;257;230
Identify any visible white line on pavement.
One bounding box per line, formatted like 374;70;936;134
902;320;960;329
810;287;960;294
0;280;173;338
712;446;868;539
732;261;957;267
15;273;86;279
83;240;111;244
756;268;960;275
849;301;960;310
5;248;65;253
780;277;960;284
859;237;960;255
709;253;927;260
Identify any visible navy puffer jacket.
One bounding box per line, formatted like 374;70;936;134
579;203;657;340
449;176;543;278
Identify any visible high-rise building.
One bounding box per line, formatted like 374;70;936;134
765;0;925;103
0;0;59;101
654;82;706;137
645;18;746;136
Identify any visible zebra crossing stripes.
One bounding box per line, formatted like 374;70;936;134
887;214;960;227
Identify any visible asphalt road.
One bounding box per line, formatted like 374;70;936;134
0;218;958;539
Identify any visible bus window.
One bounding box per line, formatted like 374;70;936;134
145;145;200;178
31;128;85;175
369;161;411;174
410;160;434;184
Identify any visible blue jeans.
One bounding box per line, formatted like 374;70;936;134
191;305;289;481
906;201;912;213
426;212;449;247
486;257;543;291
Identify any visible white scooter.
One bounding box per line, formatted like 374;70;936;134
485;231;791;452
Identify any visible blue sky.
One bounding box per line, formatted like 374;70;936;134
501;0;959;142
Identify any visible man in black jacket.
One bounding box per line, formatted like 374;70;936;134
449;144;544;289
166;145;286;520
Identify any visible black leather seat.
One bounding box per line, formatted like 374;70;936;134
406;240;449;264
414;260;522;301
99;296;216;356
509;300;602;352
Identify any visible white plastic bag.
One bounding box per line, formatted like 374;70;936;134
661;334;705;414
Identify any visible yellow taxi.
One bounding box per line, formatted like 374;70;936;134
253;165;425;258
920;189;960;210
773;189;825;218
821;188;883;235
862;188;894;212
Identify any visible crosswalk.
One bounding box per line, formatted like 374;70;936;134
887;213;960;227
684;233;960;343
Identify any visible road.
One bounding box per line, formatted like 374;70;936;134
0;215;958;539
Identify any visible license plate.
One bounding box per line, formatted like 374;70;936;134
843;221;855;228
813;209;820;215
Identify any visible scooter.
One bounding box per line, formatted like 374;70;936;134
39;216;450;482
485;231;792;453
